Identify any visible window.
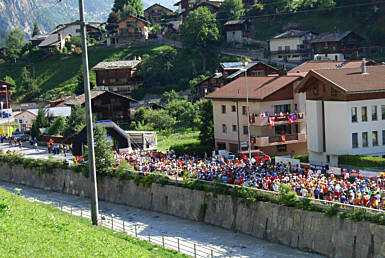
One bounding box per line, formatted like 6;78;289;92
242;106;247;115
362;106;367;122
372;105;378;121
222;124;227;134
362;132;368;147
250;71;265;77
232;125;237;132
217;142;226;150
276;145;287;152
221;105;226;114
243;126;248;135
231;105;236;112
352;133;358;148
382;105;385;120
284;46;290;51
351;107;357;122
274;104;290;114
383;130;385;145
372;131;378;146
313;86;319;96
331;88;338;97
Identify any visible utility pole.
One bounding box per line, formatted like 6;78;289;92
78;0;99;225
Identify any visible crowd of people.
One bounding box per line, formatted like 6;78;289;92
114;149;385;210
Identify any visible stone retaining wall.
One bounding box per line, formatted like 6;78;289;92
0;163;384;258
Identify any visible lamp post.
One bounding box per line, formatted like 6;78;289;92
78;0;99;226
241;59;251;160
2;85;10;137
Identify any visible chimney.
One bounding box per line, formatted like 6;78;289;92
278;65;287;76
362;58;368;75
58;33;62;41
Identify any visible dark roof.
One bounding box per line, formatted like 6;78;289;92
297;65;385;93
224;20;248;26
226;62;278;79
205;75;302;100
30;34;48;41
118;15;150;25
173;1;181;6
38;33;69;48
144;3;173;13
311;30;360;43
272;30;311;40
64;90;137;106
91;60;141;70
0;80;15;88
289;60;377;74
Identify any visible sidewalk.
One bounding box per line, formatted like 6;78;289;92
0;181;321;258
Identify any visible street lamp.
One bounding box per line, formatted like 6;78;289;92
240;58;251;160
2;85;10;138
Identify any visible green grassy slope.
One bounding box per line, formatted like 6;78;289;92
0;187;184;257
252;6;385;46
0;45;168;98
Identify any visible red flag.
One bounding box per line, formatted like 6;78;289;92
269;116;275;128
281;135;286;143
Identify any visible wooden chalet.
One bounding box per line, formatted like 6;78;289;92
63;90;137;128
91;60;143;96
224;20;251;43
109;15;150;45
194;61;279;98
311;30;363;60
144;3;174;24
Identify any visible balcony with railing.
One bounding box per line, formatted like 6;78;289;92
269;49;312;55
247;113;305;127
251;133;307;147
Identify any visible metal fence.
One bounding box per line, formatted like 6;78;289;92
47;199;227;258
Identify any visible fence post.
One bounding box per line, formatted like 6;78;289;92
148;230;150;242
194;243;196;258
111;216;114;230
211;249;214;258
135;225;137;237
162;234;165;248
177;238;180;252
123;220;125;232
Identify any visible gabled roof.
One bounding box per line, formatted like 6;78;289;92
174;1;181;6
14;110;38;118
311;30;361;43
38;33;67;48
118;15;150;25
206;75;302;100
224;19;248;26
144;3;173;13
91;60;141;70
31;34;48;41
271;30;311;40
226;61;279;79
289;60;377;74
296;65;385;94
64;90;137;106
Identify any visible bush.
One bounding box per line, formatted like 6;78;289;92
279;184;298;207
293;154;309;163
338;155;385;168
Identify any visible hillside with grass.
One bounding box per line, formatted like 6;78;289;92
0;187;184;257
0;44;239;101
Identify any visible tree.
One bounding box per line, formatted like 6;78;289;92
6;29;25;63
106;12;120;35
180;7;221;71
113;0;143;16
32;23;40;37
93;125;115;174
166;99;198;128
134;108;145;124
160;90;182;105
36;109;49;128
217;0;245;23
197;99;214;146
144;109;176;131
75;67;84;95
18;66;40;100
63;105;86;138
48;116;67;136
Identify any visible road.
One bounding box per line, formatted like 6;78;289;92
0;142;73;164
0;181;322;258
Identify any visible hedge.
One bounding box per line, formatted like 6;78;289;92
339;155;385;168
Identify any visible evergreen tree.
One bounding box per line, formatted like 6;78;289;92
63;105;86;138
93;125;114;174
6;28;25;63
197;99;214;146
18;66;40;100
36;109;49;128
75;68;84;95
48;116;67;136
32;23;40;37
106;12;120;34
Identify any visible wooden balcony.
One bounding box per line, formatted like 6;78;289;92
252;133;307;147
247;113;305;126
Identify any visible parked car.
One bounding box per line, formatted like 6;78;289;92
236;150;271;163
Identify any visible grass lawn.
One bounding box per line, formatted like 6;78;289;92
0;188;184;257
157;130;200;152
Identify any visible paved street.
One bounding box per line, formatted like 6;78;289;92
0;181;322;258
0;142;73;163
